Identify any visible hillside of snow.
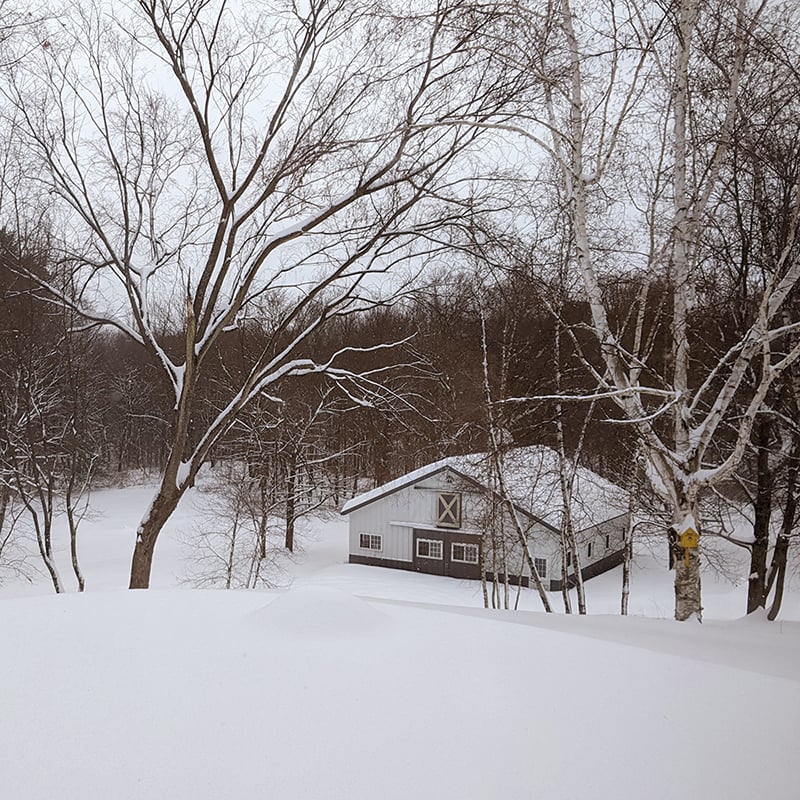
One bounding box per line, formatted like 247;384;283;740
1;483;798;799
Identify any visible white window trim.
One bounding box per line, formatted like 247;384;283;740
416;538;443;560
451;542;479;564
359;533;382;551
533;557;548;579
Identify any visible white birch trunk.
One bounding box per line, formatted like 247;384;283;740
542;0;785;620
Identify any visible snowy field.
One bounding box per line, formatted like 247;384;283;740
1;482;799;799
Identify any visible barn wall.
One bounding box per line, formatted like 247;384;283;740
347;468;559;581
347;484;418;563
348;471;485;563
482;518;560;584
575;513;628;568
553;513;628;589
348;466;630;593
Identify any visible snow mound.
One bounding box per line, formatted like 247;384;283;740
248;585;392;638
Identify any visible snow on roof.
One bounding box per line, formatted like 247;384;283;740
341;445;628;532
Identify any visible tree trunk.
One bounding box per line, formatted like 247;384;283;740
65;467;86;592
258;475;269;561
560;542;572;614
66;502;85;592
766;455;797;620
620;526;632;616
0;487;9;540
479;538;490;609
748;417;773;612
621;448;641;616
129;482;183;588
22;490;63;594
673;503;702;621
620;502;635;616
766;536;789;621
226;514;239;590
284;452;297;552
553;309;586;614
505;501;552;613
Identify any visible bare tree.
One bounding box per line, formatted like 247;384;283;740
477;296;553;611
0;313;99;592
488;0;800;620
5;0;527;587
185;460;293;590
0;484;30;584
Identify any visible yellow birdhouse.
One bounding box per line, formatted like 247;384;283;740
679;528;699;549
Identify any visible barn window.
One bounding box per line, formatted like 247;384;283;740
605;534;611;550
417;539;443;559
359;533;382;551
451;543;478;564
436;492;461;528
587;542;593;558
533;557;547;578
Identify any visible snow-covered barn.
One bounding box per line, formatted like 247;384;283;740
341;446;629;591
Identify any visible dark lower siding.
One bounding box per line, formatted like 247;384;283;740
352;547;623;592
413;529;482;580
484;572;529;588
350;550;484;581
448;559;482;580
349;554;415;571
412;530;446;577
549;548;625;591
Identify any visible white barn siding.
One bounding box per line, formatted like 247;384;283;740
349;470;489;564
344;455;628;590
348;483;420;563
482;517;560;583
556;514;628;588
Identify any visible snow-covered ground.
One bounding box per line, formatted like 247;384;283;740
1;483;798;799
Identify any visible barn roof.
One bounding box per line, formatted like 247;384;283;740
340;445;628;533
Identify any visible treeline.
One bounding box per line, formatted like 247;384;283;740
2;224;796;524
1;233;636;494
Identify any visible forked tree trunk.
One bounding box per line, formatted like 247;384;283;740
20;484;63;594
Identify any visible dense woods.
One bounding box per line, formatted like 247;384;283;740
0;0;798;618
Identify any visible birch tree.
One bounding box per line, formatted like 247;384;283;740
498;0;800;620
5;0;526;588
